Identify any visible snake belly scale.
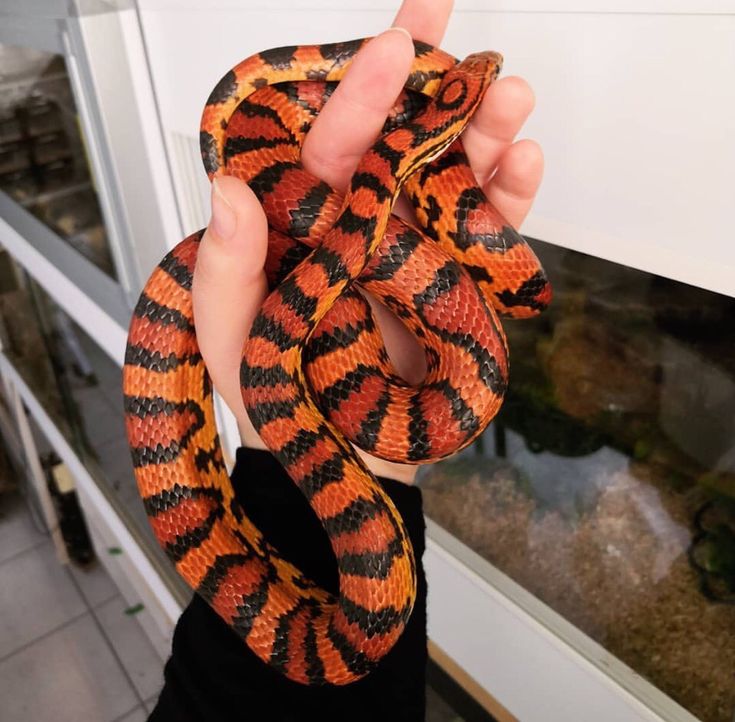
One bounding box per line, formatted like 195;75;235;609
122;37;551;685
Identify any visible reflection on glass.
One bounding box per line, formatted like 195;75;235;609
417;239;735;722
0;44;116;276
0;250;187;600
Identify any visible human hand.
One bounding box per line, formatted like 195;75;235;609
191;0;544;483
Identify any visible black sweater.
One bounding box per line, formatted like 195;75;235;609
148;446;428;722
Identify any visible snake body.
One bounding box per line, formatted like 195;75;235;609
122;38;550;685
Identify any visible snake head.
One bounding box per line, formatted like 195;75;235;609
459;50;503;82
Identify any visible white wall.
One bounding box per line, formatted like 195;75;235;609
137;1;735;299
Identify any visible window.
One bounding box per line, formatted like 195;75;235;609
418;238;735;722
0;43;116;277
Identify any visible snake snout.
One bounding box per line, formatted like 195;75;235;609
460;50;503;81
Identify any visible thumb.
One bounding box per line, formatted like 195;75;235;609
192;175;269;439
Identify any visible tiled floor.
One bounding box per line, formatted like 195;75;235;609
0;487;470;722
0;491;164;722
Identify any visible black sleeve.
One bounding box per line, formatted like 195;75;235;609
148;447;428;722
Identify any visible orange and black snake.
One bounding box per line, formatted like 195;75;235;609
122;38;550;686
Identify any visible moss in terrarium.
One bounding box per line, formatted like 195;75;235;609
692;532;735;584
689;497;735;602
590;417;702;495
665;468;694;494
698;472;735;500
633;438;654;461
507;375;557;408
498;389;608;458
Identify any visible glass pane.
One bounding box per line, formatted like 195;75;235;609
417;238;735;722
0;43;116;277
0;249;188;601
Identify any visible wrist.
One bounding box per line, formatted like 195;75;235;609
354;447;418;484
236;414;269;452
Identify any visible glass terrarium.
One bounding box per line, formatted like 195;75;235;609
0;43;116;276
417;238;735;722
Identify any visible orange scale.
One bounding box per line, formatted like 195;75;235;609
374;399;411;449
132;457;200;497
463;206;504;238
148;495;219;548
271;301;311;340
444;344;504;398
170;237;198;265
200;104;230;139
145;270;194;314
258;416;304;451
315;622;353;681
125;405;201;449
349;185;385;210
210;556;274;626
122;366;185;401
261;194;306;234
358;152;397;186
259;405;322;452
177;520;246;589
226;110;290;142
419;389;473;458
246;586;297;658
291;401;326;433
331;509;394;557
129;322;199;361
326;374;386;437
341;558;413;611
293;45;332;67
384;127;415;154
309;472;369;522
242;335;288;368
416;278;479;335
232;53;266;80
287;435;342;485
304;347;362;393
293;79;328;112
293;256;337;297
285;607;312;684
331;607;405;660
244;381;297;407
331;293;371;323
227;145;297;176
533;281;553;308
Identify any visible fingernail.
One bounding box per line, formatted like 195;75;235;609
211;177;237;240
386;26;413;42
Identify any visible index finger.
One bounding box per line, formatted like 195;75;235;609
302;0;454;190
301;28;414;190
392;0;453;44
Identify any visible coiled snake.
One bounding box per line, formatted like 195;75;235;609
122;37;551;685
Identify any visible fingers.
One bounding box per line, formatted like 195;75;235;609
392;0;453;44
484;138;544;228
192;175;269;439
301;28;415;191
302;0;457;192
461;76;536;188
457;74;542;227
